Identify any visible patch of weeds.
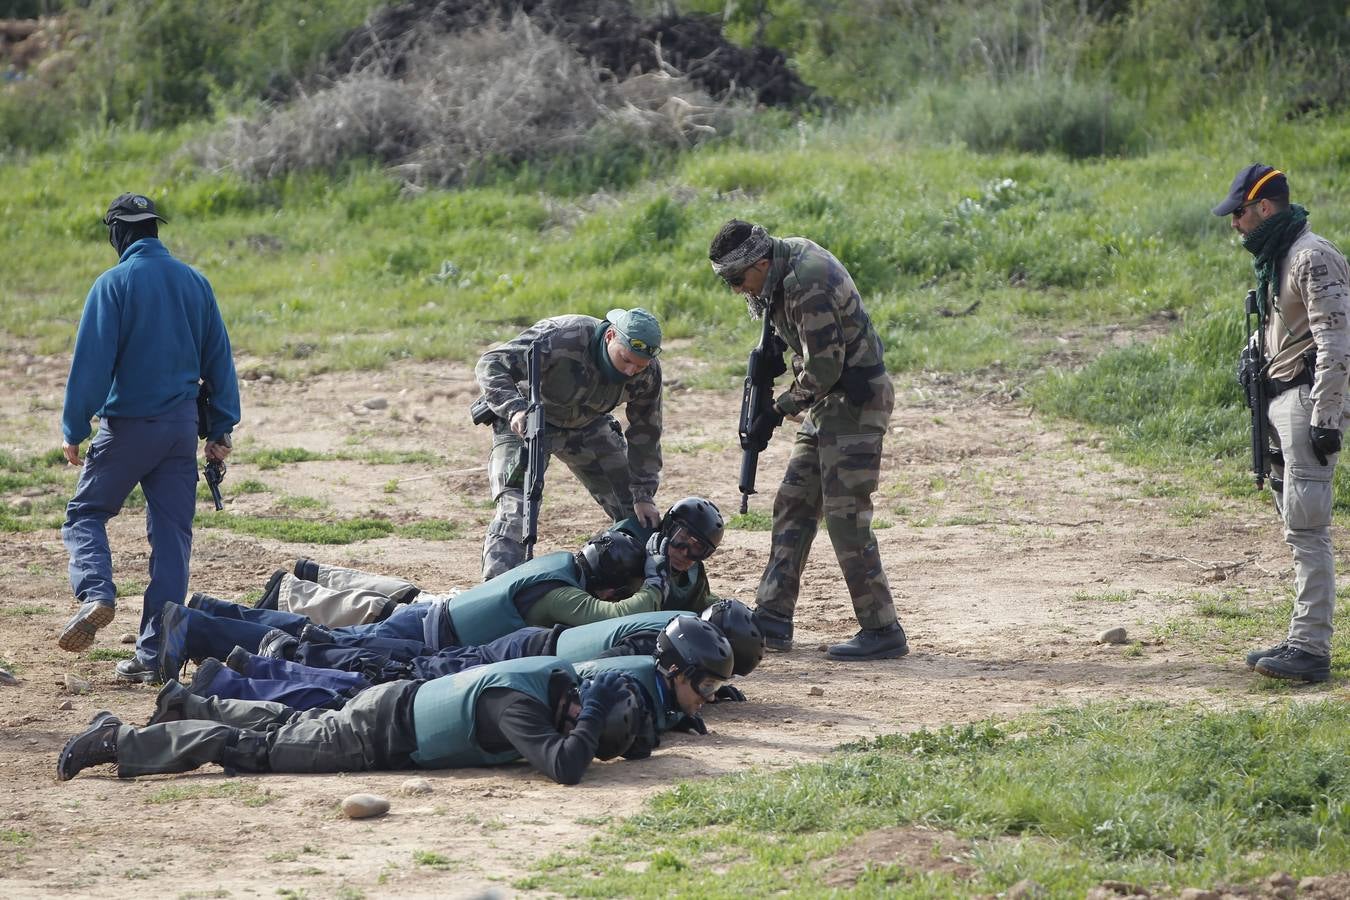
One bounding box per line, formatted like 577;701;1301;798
574;814;612;826
872;517;893;530
276;494;329;513
276;890;309;900
116;581;145;598
1122;642;1145;658
335;888;365;900
268;850;300;863
728;510;772;531
146;781;272;806
337;449;442;465
412;850;453;869
1169;497;1219;523
383;479;400;494
178;891;230;899
197;515;396;544
87;648;135;661
941;513;991;526
395;520;463;541
234;478;271;494
1072;590;1133;603
1;603;52;617
238;448;328;470
0;829;31;845
123;867;156;879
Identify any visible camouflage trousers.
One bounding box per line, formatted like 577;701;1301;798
755;392;897;631
278;564;423;628
483;414;634;580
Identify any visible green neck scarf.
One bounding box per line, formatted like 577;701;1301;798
592;322;626;383
1242;204;1308;302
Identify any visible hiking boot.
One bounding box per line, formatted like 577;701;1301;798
299;623;335;645
114;657;158;684
294;558;320;582
1254;646;1331;683
752;607;793;652
57;711;121;781
148;680;192;725
224;645;251;674
157;603;192;684
257;628;299;660
827;623;910;661
253;570;286;610
1245;641;1289;671
58;600;115;652
185;591;226;610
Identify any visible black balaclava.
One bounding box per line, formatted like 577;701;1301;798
109;220;158;257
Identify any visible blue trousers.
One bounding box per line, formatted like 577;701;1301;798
181;601;429;663
195;595;440;648
63;399;199;667
193;663;357;711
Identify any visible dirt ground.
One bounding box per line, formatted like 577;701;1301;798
0;343;1341;898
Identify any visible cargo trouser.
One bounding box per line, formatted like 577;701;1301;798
62;398;199;668
755;392;898;631
483;415;635;579
1267;385;1339;656
278;564;421;627
116;681;418;777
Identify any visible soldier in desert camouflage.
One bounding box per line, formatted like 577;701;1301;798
709;219;908;661
474;308;664;579
1216;164;1350;683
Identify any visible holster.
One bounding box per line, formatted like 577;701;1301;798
834;362;885;406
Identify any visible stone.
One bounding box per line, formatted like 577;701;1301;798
1298;877;1325;892
57;699;73;711
362;396;388;410
1006;878;1046;898
1265;872;1295;889
401;777;433;796
1179;889;1219;900
807;686;824;697
341;793;390;819
119;633;137;644
9;498;31;514
0;668;19;686
1096;627;1129;645
63;674;92;695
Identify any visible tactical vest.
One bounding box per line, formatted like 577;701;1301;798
574;655;679;733
447;551;581;645
554;611;680;663
610;518;710;613
411;656;576;768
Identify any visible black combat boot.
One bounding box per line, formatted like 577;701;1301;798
253;570;286;610
57;711;122;781
827;623;909;661
1244;641;1288;670
753;607;793;651
293;558;320;582
1255;646;1330;683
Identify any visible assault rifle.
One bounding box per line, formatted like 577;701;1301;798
521;340;546;559
737;306;787;513
1238;288;1269;489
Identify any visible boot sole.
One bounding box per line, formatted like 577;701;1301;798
1254;663;1330;683
827;645;911;662
57;604;115;652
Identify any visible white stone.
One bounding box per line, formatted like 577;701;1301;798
341;793;390;819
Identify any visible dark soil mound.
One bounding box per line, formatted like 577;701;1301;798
321;0;814;107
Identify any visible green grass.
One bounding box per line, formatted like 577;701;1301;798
195;515;396;545
523;702;1350;897
86;648;135;662
1;604;53;618
393;520;464;541
145;781;272;807
727;510;773;531
412;850;453;869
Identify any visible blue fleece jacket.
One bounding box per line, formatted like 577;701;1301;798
62;238;241;444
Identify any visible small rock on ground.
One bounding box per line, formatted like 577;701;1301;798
63;674;91;694
119;633;137;644
401;777;433;796
0;668;19;686
1097;626;1129;644
341;793;390;819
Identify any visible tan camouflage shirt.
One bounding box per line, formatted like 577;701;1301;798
763;237;893;430
1265;225;1350;428
475;314;663;502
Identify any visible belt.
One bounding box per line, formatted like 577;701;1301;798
1266;367;1313;398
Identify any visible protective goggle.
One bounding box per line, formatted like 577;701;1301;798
668;526;715;562
623;335;661;358
691;673;728;703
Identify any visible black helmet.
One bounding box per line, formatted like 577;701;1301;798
656;615;734;697
580;675;643;760
701;599;764;676
660;497;724;561
578;531;645;595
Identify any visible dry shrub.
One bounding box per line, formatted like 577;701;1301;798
196;14;748;187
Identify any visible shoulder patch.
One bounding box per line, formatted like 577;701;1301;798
1311;264;1329;278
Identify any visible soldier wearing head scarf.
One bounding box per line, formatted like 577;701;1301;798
708;220;907;661
1216;164;1350;683
474;308;665;579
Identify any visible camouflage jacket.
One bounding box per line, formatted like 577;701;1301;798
763;237;893;430
1265;225;1350;428
475;314;663;502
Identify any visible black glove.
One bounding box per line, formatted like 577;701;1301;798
580;671;627;713
747;405;784;446
643;534;670;599
1310;426;1341;465
672;714;708;735
713;684;746;702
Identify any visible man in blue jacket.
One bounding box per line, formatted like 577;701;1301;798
57;193;240;683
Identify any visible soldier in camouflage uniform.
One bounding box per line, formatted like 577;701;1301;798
1215;164;1350;683
708;220;908;661
475;308;664;579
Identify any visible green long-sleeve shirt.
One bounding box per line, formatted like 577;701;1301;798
523;584;664;627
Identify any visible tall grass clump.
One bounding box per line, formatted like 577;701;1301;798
195;15;748;189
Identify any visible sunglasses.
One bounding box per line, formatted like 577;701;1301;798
1232;200;1261;220
624;336;660;358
